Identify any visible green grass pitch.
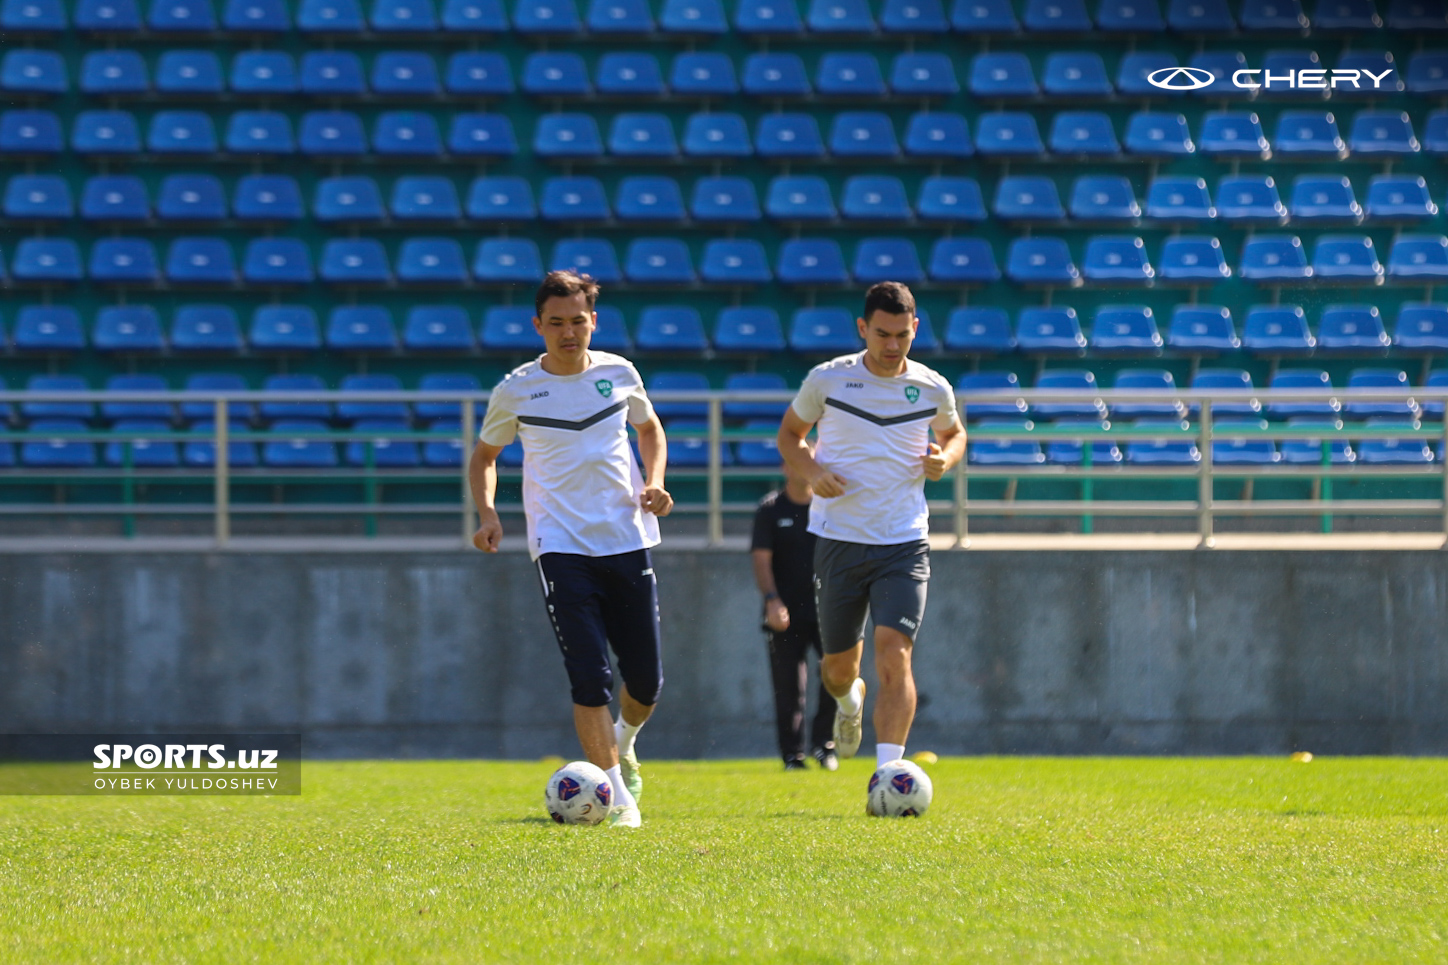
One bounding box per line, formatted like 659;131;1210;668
2;757;1446;964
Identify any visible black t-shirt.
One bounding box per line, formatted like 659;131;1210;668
750;489;817;624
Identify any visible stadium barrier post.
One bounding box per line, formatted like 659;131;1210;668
1320;441;1334;534
1081;437;1093;534
954;401;969;548
462;399;476;549
708;396;723;547
214;399;230;546
1197;400;1214;548
1442;418;1448;546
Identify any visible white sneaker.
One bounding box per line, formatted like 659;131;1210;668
833;678;866;760
608;803;642;828
620;747;643;802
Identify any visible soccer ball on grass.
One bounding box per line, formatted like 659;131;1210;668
867;759;933;817
544;761;613;825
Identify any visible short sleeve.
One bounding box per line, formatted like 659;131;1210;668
478;382;518;447
626;376;655;425
750;499;776;552
931;378;960;432
789;368;827;423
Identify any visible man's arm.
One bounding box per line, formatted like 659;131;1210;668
922;422;966;481
778;408;847;498
632;413;674;517
751;549;791;632
468;441;505;552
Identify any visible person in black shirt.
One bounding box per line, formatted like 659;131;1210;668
751;462;838;771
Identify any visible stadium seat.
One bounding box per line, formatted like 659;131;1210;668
616;177;685;222
320;239;391;285
4;175;73;221
993;176;1065;221
1209;419;1279;466
80;50;148;94
94;304;163;351
1096;0;1164;29
150;0;218;30
648;372;709;418
404;307;475;352
634;308;707;354
777;239;849;285
589;0;655;31
1243;304;1316;353
596;53;663;96
767;175;836;221
1290;176;1361;222
891;52;959;96
1124;112;1194;156
1159;236;1231;283
148;110;217;154
683;113;751;158
1273;111;1346;157
1045;421;1122;466
1356;418;1434;465
540;176;610;221
299;111;367;156
1336;51;1403;95
1316;304;1390;353
817;53;885;97
970;53;1037;97
75;0;141;31
225;111;295;155
625;238;695;283
968;418;1044;466
1024;0;1090;30
742;53;809;97
660;0;727;31
1422;370;1448;417
715;306;785;352
881;0;948;30
665;420;735;467
1312;236;1384;283
232;51;297;94
158;174;225;222
973;112;1043;156
1110;369;1184;420
1145;177;1215;221
1167;305;1238;352
23;374;94;420
235;175;303;222
608;113;677;158
1199;112;1269;158
250;305;321;351
445;52;510;95
842;176;911;221
670;52;737;95
264;421;338;468
0;109;62;155
514;0;581;32
1188;51;1251;97
789;307;859;352
1190;369;1260;417
1117;52;1176;95
953;372;1026;419
2;50;67;94
1082;236;1154;284
101;375;173;423
829;112;898;157
372;52;440;96
1090;306;1161;354
1344;368;1418;418
950;0;1018;30
1068;176;1139;221
227;0;292;30
523;52;589;96
1394;304;1448;352
81;176;149;222
1031;370;1104;419
12;237;82;282
448;114;517;157
327;306;397;351
155;51;222;94
473;238;544;283
22;420;96;468
918;176;987;222
262;374;332;423
391;177;462;222
466;176;536;222
1407;52;1448;93
1042;52;1111;96
182;419;259;468
397;238;468;284
945;307;1015;353
928;238;1000;283
1389;0;1448;28
1239;236;1312;281
808;0;875;30
1016;306;1086;353
734;419;785;467
1364;176;1438;221
337;374;408;423
588;305;630;352
1048;112;1120;155
1125;420;1199;466
3;0;68;30
1240;0;1309;28
479;306;543;350
297;0;366;31
734;0;804;32
14;305;84;352
1314;0;1381;27
1387;235;1448;280
1350;111;1419;154
853;238;924;284
344;420;419;468
172;304;243;352
373;111;442;157
72;109;140;155
550;238;621;283
314;176;385;223
1006;238;1080;285
904;112;973;158
1257;50;1325;98
701;239;771;284
414;372;482;420
690;177;761;222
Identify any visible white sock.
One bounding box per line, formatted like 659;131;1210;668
604;765;636;809
614;718;643;758
877;743;906;767
834;679;863;716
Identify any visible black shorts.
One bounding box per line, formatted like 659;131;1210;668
813;537;930;655
536;548;664;708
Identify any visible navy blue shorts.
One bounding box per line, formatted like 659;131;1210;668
536;548;664;709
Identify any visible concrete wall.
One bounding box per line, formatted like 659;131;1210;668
2;550;1445;757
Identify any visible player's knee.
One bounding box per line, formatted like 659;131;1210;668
569;674;613;708
623;669;662;707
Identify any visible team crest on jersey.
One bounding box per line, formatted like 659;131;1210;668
904;386;920;404
595;379;613;398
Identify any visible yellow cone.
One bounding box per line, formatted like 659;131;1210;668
910;751;939;765
1290;751;1313;763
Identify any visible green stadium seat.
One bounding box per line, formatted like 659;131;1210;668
314;176;384;223
94;304;164;350
903;112;972;158
166;237;236;284
524;52;590;95
756;113;825;158
1345;368;1417;417
101;375;173;423
1125;419;1199;465
371;0;438;30
1350;110;1419;154
882;0;948;32
1239;0;1308;29
81;175;148;222
969;418;1044;465
842;175;910;220
480;305;542;350
1312;236;1383;283
474;239;543;285
264;420;338;468
955;371;1026;418
690;176;760;222
993;175;1064;221
928;238;1000;283
638;309;709;353
225;0;291;30
1097;0;1164;29
79;50;146;94
297;0;365;30
626;238;695;283
1290;175;1361;221
660;0;726;31
328;305;398;351
550;238;621;282
1016;307;1086;354
337;374;409;423
1110;369;1183;419
73;109;140;155
150;0;217;31
1090;305;1161;354
231;51;296;93
1048;112;1120;155
515;0;581;32
1158;236;1230;282
448;114;517;156
1024;0;1090;29
1124;111;1194;156
23;375;94;420
373;51;440;95
1216;175;1287;223
1167;305;1237;352
1006;237;1080;286
4;175;72;220
817;53;885;97
1387;235;1448;279
701;239;771;283
155;51;222;93
683;112;751;157
1364;175;1438;220
1394;304;1448;351
405;309;476;353
1146;179;1216;221
299;111;368;156
540;175;609;220
1388;0;1448;28
950;0;1018;31
320;238;391;285
391;176;462;221
808;0;876;31
970;52;1037;97
23;420;96;467
735;0;804;33
767;175;836;221
723;373;790;420
172;304;244;352
535;113;603;157
1068;175;1139;221
1317;304;1391;353
945;307;1015;353
616;176;685;221
13;237;82;282
373;111;442;156
777;238;848;285
90;237;160;285
397;238;468;284
1198;111;1269;158
597;52;663;94
442;0;507;30
1031;369;1104;419
1042;52;1111;95
2;50;67;94
918;176;986;222
1243;305;1315;353
829;112;898;156
301;51;365;94
853;237;923;284
1116;51;1175;95
104;420;180;467
1239;236;1312;282
1314;0;1381;28
148;110;218;154
974;112;1043;156
446;52;510;95
1189;369;1259;417
670;52;736;95
14;305;85;352
715;306;785;351
789;307;859;352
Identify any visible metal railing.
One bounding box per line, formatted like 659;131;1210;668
2;387;1447;548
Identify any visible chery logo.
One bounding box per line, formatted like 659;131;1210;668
1147;66;1215;91
1149;64;1396;91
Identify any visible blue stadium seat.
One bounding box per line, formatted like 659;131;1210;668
80;176;148;222
1006;237;1080;286
671;52;736;95
12;237;82;282
1190;369;1259;417
1199;111;1269;158
734;419;785;467
344;419;419;468
226;0;291;30
225;111;295;155
1097;0;1164;29
328;305;397;351
734;0;803;32
1349;111;1419;154
1042;52;1111;95
911;309;940;352
665;419;735;467
480;305;543;350
1016;306;1086;353
3;175;72;220
1365;175;1438;221
891;52;958;95
514;0;580;31
232;175;302;223
250;305;321;351
523;52;589;96
472;238;543;283
626;238;695;283
1048;112;1120;155
75;0;141;30
1243;304;1315;353
23;374;93;420
743;53;809;96
1159;236;1231;282
660;0;727;31
1312;236;1383;283
1345;368;1417;418
81;50;148;94
968;418;1044;466
420;421;466;467
589;0;655;31
1044;420;1122;466
337;373;407;423
1389;0;1448;28
1239;236;1312;282
231;51;296;94
172;304;243;352
464;177;534;224
94;304;163;350
918;176;986;222
550;238;621;283
444;52;510;95
1116;52;1176;95
101;375;173;423
1317;304;1390;353
1356;418;1433;465
1217;175;1287;223
1187;51;1251;97
72;109;141;155
1083;236;1154;285
319;238;391;285
904;112;973;158
1273;111;1345;157
391;176;461;222
90;237;159;284
0;109;62;155
1387;235;1448;280
374;111;441;157
590;305;630;352
683;112;751;157
1031;369;1104;418
1314;0;1381;28
1209;419;1278;466
3;0;68;30
314;176;384;223
1090;306;1161;353
637;307;709;352
1124;111;1193;156
414;371;481;420
1408;52;1448;93
596;52;663;95
715;306;785;352
842;175;911;221
372;52;440;96
1258;50;1325;98
148;110;217;154
397;238;468;284
540;176;610;221
1125;419;1199;465
1240;0;1308;29
299;111;367;156
1146;177;1215;221
852;238;923;284
1265;371;1339;420
789;307;859;352
817;53;884;96
756;113;825;158
1167;305;1238;352
954;371;1026;418
404;307;475;352
808;0;875;30
1023;0;1090;30
448;114;517;157
970;53;1037;97
691;177;761;222
167;237;236;284
647;372;709;419
974;112;1043;156
2;50;67;94
1290;175;1361;222
13;306;83;352
950;0;1018;30
1068;175;1139;221
1111;369;1183;419
701;239;771;284
1336;51;1403;95
829;112;898;157
297;0;365;31
928;238;1000;283
768;175;836;221
610;113;677;157
103;421;175;467
150;0;217;30
1394;303;1448;352
616;176;685;222
993;175;1064;221
22;420;96;468
882;0;947;30
264;420;338;468
155;51;222;94
778;239;848;284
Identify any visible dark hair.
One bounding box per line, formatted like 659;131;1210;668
534;270;600;318
862;281;916;321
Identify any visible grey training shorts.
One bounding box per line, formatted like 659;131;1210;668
813;537;931;655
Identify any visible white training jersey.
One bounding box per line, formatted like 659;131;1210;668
790;352;959;546
480;351;660;561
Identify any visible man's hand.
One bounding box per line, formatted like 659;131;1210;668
472;509;503;553
923;442;948;481
809;467;848;498
764;597;791;632
641;486;673;517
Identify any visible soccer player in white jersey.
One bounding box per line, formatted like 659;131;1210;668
468;270;672;829
776;281;965;793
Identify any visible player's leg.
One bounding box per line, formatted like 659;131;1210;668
865;541;930;767
814;538;872;759
600;548;663;814
804;627;838;770
766;625;811;768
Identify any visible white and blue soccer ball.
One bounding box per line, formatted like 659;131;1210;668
545;761;613;825
867;759;933;818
